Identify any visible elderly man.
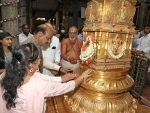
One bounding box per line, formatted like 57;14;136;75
22;24;74;82
42;23;61;76
19;24;33;44
61;26;83;70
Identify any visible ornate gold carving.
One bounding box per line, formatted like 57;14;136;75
64;0;137;112
85;0;102;23
82;32;133;70
103;0;136;25
64;92;137;113
90;64;131;70
107;34;126;59
83;0;136;33
84;0;136;26
93;58;131;62
81;74;133;93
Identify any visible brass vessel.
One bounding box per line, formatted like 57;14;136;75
64;0;137;112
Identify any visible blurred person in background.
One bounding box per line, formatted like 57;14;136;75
77;27;84;41
19;24;33;44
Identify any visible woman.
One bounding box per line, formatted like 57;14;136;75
0;43;92;113
0;32;12;74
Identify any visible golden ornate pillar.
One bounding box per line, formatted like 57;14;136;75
64;0;137;112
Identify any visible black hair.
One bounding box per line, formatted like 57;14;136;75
33;25;46;35
135;25;139;29
59;32;69;42
61;26;65;29
78;27;83;34
1;43;39;109
144;25;150;28
21;24;29;29
0;32;12;69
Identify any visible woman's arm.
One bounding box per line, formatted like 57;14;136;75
43;69;92;97
74;69;92;87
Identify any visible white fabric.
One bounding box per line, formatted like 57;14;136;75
132;32;140;49
43;57;60;71
137;33;150;72
77;34;84;40
41;73;61;82
61;59;79;70
137;34;150;58
19;32;33;44
42;36;60;76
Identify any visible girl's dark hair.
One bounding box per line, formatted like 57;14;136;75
0;32;11;69
1;43;39;109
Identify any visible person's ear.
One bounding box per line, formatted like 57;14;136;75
38;31;43;37
29;63;34;73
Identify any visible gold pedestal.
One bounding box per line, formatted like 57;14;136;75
64;0;137;112
64;67;137;113
45;95;150;113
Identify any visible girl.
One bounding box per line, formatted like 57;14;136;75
0;32;12;74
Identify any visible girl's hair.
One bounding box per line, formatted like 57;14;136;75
0;32;11;69
1;43;39;109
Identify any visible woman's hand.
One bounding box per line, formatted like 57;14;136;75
81;69;92;79
74;69;92;87
61;73;76;82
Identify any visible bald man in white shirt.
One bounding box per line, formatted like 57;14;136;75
42;23;61;76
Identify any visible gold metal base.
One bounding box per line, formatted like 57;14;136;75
64;92;137;113
45;95;150;113
63;66;137;113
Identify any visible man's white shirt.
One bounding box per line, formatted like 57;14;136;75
19;32;33;44
42;36;60;76
137;33;150;59
132;32;140;49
